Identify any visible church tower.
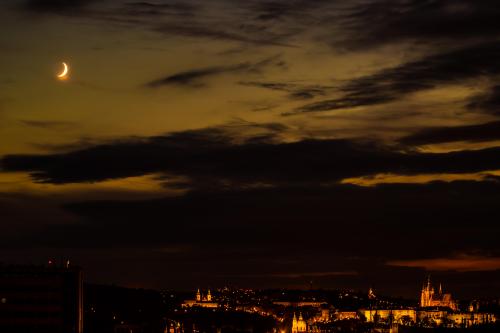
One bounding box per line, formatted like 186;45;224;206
207;289;212;301
196;288;201;302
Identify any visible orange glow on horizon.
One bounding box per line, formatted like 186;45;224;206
388;255;500;272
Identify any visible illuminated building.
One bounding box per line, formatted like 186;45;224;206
319;308;330;322
418;309;450;326
418;306;497;327
273;301;325;308
420;277;458;311
0;262;83;333
291;312;307;333
337;311;358;321
360;279;498;328
182;289;218;308
361;309;416;324
447;312;496;327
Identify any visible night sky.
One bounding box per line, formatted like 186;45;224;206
1;0;500;298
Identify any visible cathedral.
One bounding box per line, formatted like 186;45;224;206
291;312;307;333
420;277;458;311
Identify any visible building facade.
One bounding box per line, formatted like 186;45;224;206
0;262;83;333
447;312;496;327
361;309;416;324
337;311;358;321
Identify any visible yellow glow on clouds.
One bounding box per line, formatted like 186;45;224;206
341;170;500;187
0;172;183;199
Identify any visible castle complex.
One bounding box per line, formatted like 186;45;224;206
176;280;496;333
420;277;458;311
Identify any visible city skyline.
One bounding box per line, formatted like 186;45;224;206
2;261;499;333
1;0;500;298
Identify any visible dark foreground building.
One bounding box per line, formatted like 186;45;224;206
0;262;83;333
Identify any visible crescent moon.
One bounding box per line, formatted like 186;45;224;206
57;62;69;79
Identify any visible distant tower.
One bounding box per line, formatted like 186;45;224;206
420;276;434;307
207;289;212;301
196;288;201;302
439;283;442;295
368;287;376;299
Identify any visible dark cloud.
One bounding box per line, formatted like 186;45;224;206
19;119;77;130
147;65;245;88
250;0;331;21
290;92;394;114
293;41;500;114
240;81;329;100
289;88;326;100
254;1;297;21
153;23;295;47
340;0;500;48
60;180;500;258
8;0;500;295
123;1;195;17
467;84;500;115
24;0;93;12
4;124;500;187
240;81;295;92
3;180;500;295
146;56;285;88
20;0;294;46
400;121;500;146
21;0;326;47
24;1;500;52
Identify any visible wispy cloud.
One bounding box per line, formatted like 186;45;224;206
467;84;500;115
240;81;330;100
291;41;500;114
146;56;285;88
19;119;77;131
24;0;94;13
